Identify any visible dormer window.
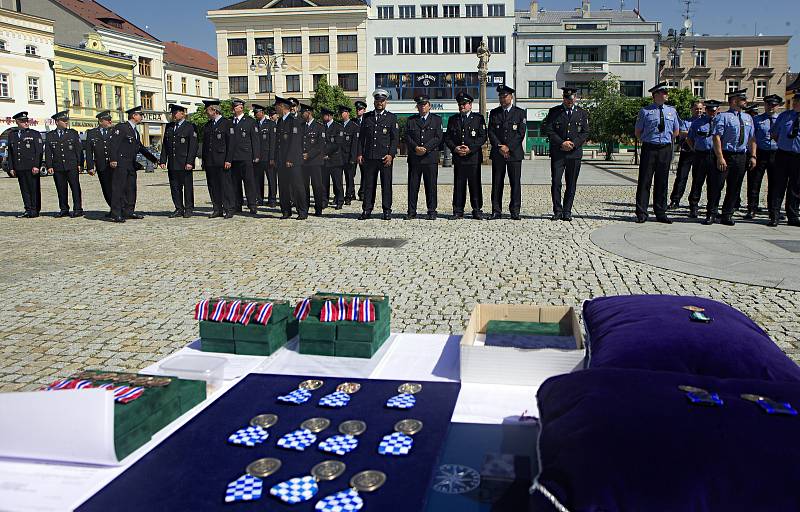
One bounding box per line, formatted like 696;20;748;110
99;17;124;28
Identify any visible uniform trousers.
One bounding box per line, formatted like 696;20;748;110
343;162;356;200
205;166;235;213
307;165;325;214
747;149;776;212
96;167;113;209
167;168;194;212
324;165;344;207
278;164;309;217
636;142;673;217
53;168;82;213
721;152;749;217
688;150;713;209
232;160;258;210
550;156;581;217
453;161;483;215
490;158;522;215
408;163;438;214
361;159;393;214
771;150;800;221
111;164;137;218
16;168;41;214
669;150;694;204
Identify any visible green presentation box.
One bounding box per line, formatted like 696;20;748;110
299;317;337;342
199;320;234;340
173;379;207;414
299;339;335;356
114;397;181;461
233;318;287;343
336;319;390;343
200;338;235;353
235;338;285;356
287;317;299;339
335;336;386;358
313;292;390;321
485;320;564;337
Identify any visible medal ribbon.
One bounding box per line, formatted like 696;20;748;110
336;297;347;321
294;298;311;321
254;302;273;325
238;302;259;325
194;299;210;321
347;297;361;322
358;298;375;323
319;300;338;322
225;300;243;323
210;299;228;322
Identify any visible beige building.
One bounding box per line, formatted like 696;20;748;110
660;35;791;104
208;0;369;105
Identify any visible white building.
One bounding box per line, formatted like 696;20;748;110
163;41;219;113
0;7;56;133
515;0;660;151
366;0;515;123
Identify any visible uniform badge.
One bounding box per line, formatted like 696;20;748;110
512;124;518;130
115;129;120;135
322;132;326;138
216;133;222;140
180;137;186;143
242;132;247;137
339;131;344;136
230;128;235;134
293;127;298;134
471;130;476;136
345;136;350;141
382;128;387;134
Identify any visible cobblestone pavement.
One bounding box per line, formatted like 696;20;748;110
1;165;798;391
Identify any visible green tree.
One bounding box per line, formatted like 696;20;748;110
189;99;249;138
310;77;354;121
583;75;649;160
666;87;699;120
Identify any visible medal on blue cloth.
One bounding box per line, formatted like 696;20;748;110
277;379;324;404
385;382;421;410
271;460;345;504
228;413;279;447
224;457;281;503
277;417;331;451
741;394;798;416
318;420;366;456
315;470;387;512
319;382;361;408
679;385;723;407
378;419;422;456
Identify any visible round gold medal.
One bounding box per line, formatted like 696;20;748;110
299;379;324;391
397;382;422;395
338;420;367;436
350;470;387;492
741;394;765;403
250;413;279;429
394;419;423;436
311;460;346;481
301;417;331;433
337;382;361;394
246;458;282;478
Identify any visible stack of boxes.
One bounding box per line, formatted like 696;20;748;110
299;292;391;358
198;296;297;356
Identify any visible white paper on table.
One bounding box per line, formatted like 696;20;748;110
0;389;118;466
138;344;263;381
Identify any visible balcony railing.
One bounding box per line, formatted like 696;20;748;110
566;61;609;74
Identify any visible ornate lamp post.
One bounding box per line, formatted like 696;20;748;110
476;40;491;164
250;43;288;103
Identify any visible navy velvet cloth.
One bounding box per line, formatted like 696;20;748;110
78;374;460;512
584;295;800;381
534;368;800;512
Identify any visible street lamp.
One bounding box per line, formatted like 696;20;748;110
249;43;288;103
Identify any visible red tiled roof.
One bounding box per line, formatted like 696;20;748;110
56;0;158;41
163;41;218;74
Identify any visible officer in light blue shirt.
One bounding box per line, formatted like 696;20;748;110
745;94;782;219
768;92;800;226
634;82;681;223
669;101;704;209
684;99;721;218
707;89;756;226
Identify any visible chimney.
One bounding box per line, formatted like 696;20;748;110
582;0;590;17
530;0;539;20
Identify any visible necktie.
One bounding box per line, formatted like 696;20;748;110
58;129;63;138
234;117;239;126
658;105;665;133
462;114;467;126
737;112;745;146
101;128;106;137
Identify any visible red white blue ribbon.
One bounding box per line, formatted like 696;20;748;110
336;297;347;321
347;297;361;321
45;378;77;390
194;299;211;321
210;299;227;322
254;302;273;325
358;298;375;323
319;300;338;322
99;383;145;404
225;300;243;323
294;298;311;321
239;302;258;325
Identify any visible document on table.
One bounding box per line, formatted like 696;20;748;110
0;461;109;512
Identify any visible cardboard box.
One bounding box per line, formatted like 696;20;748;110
460;304;585;386
299;339;335;356
200;338;235;354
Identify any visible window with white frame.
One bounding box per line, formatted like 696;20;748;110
488;4;505;16
181;77;187;94
692;80;705;98
420;37;438;54
620;45;644;63
755;80;767;98
70;79;81;105
421;5;438;18
759;49;771;67
375;37;393;55
377;6;394;19
665;80;679;88
727;79;740;93
0;73;8;97
528;81;552;98
208;81;214;97
166;74;173;92
25;45;37;56
442;36;460;54
195;79;201;96
730;49;742;67
465;36;483;54
28;76;40;101
398;37;415;54
465;4;483;17
286;75;301;93
694;49;707;67
529;45;553;63
443;5;460;17
488;36;505;54
399;5;415;18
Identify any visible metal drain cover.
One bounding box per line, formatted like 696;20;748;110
340;238;408;248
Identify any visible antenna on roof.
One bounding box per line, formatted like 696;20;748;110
681;0;696;36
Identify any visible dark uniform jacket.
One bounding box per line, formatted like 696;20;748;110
405;113;443;165
257;117;276;163
275;115;303;168
202;117;232;168
341;119;359;164
109;121;157;169
302;120;325;167
84;126;113;171
444;112;487;166
541;104;590;160
158;120;198;170
45;129;82;172
357;110;399;160
227;115;260;163
488;105;527;162
323;121;344;167
5;128;43;171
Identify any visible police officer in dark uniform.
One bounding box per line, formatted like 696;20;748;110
45;111;83;217
405;94;443;220
274;96;306;219
321;107;344;209
227;98;261;215
357;89;399;220
445;92;487;220
159;104;199;218
340;104;359;205
108;105;158;223
253;104;277;207
488;84;527;220
201;99;235;219
4;112;43;218
634;82;680;223
354;100;367;201
299;103;325;216
685;99;721;219
84;111;115;215
541;87;590;221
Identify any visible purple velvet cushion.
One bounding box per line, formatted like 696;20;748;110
534;368;800;512
584;295;800;382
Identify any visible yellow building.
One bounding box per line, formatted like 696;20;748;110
52;34;136;133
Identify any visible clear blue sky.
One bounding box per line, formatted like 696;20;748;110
101;0;799;71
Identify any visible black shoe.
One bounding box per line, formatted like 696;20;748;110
313;211;322;217
788;219;800;227
743;209;755;220
688;207;698;219
382;212;391;221
404;213;416;220
551;213;562;221
112;216;125;223
280;213;292;219
29;212;39;218
250;208;258;216
635;215;647;224
210;211;223;219
562;215;573;222
297;214;308;220
510;213;521;220
257;199;264;206
358;212;371;220
16;212;32;219
126;213;144;220
453;213;464;220
471;212;485;220
357;195;364;201
72;210;84;218
656;216;673;225
104;212;113;219
702;214;714;225
779;213;786;221
344;199;352;206
720;216;735;226
427;213;436;220
767;218;779;227
489;212;502;220
223;211;234;219
183;210;192;218
54;211;68;218
266;201;277;208
169;210;183;218
668;201;679;210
